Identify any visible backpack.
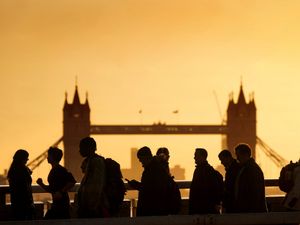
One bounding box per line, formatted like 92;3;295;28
104;158;126;215
278;161;299;193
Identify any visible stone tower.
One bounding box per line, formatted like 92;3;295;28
63;85;90;180
226;84;256;158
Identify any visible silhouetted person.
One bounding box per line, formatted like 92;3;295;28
218;149;241;213
37;147;76;219
127;146;170;216
156;147;170;175
7;149;35;220
189;148;223;215
234;143;268;213
77;137;109;218
156;147;181;214
283;159;300;211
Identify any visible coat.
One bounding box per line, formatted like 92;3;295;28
137;157;170;216
8;165;34;220
189;161;223;214
234;158;268;213
77;154;109;218
223;159;241;213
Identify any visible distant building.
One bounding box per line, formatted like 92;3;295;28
63;86;90;180
0;170;8;185
170;165;185;180
226;85;256;157
121;148;143;181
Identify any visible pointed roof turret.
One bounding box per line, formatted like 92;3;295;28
227;92;234;108
72;85;81;105
63;91;70;111
84;91;90;110
249;92;256;109
64;91;68;105
237;84;246;105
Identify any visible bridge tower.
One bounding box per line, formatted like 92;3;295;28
226;84;257;157
63;85;90;180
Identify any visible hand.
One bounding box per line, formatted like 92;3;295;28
36;178;43;185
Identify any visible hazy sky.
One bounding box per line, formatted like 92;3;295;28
1;0;300;181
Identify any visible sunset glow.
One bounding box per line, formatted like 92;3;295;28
1;1;300;181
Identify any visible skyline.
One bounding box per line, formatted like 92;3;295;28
0;81;296;181
1;1;300;181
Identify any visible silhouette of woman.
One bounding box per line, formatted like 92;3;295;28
7;149;35;220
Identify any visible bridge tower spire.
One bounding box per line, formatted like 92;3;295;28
226;84;257;157
63;85;90;180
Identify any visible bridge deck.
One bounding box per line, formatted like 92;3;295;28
90;125;227;135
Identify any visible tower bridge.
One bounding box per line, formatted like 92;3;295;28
28;83;287;180
62;84;256;180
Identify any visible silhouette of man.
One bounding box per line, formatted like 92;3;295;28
156;147;181;214
37;147;76;219
127;146;170;216
189;148;223;214
77;137;109;218
156;147;170;175
218;149;240;213
234;143;268;213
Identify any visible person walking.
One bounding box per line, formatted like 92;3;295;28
77;137;109;218
37;147;76;219
189;148;223;215
127;146;170;216
156;147;181;214
234;143;268;213
218;149;240;213
7;149;35;220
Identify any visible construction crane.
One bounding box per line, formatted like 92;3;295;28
256;136;288;168
213;90;226;125
27;137;63;171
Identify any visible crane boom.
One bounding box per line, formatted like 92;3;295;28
256;136;288;168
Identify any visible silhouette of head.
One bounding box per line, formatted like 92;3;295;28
156;147;170;162
235;143;251;164
79;137;97;157
137;146;153;167
218;149;233;168
7;149;30;180
194;148;207;165
13;149;29;165
47;147;63;164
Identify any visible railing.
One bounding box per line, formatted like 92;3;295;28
0;179;286;221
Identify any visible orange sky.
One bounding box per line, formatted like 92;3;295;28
1;0;300;181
